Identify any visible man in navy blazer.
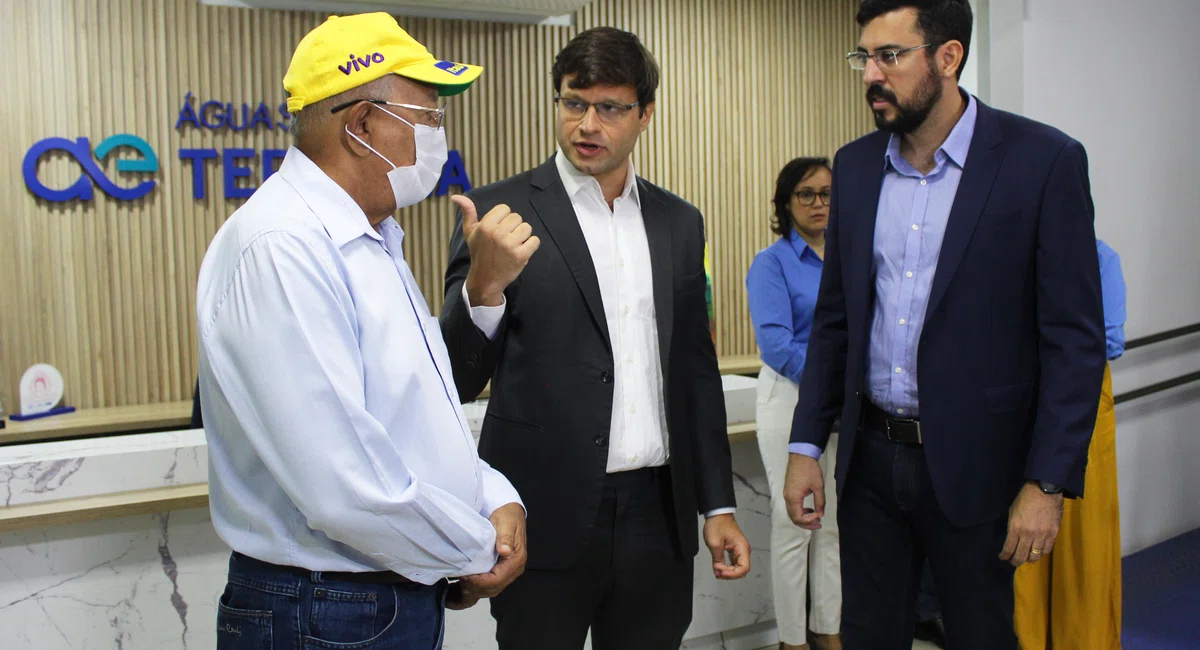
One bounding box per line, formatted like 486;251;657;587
782;1;1106;648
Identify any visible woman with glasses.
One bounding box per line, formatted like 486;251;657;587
746;157;841;650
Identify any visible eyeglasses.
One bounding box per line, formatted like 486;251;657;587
794;189;832;206
554;96;639;123
846;44;934;71
329;99;447;129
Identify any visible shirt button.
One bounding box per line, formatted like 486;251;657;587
920;179;927;186
912;224;919;231
630;405;637;414
601;370;613;384
625;355;633;364
899;319;906;325
906;271;914;278
895;367;903;374
624;306;630;315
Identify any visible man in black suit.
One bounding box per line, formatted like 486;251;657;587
783;1;1106;649
440;27;751;650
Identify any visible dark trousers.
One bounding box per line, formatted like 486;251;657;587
916;561;941;622
216;552;448;650
839;426;1018;650
491;466;694;650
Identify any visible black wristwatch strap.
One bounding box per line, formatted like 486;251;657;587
1036;480;1064;495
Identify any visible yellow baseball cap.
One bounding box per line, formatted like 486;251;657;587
283;12;482;113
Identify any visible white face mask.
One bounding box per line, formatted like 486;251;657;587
345;104;448;210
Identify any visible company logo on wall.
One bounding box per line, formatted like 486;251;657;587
22;92;472;203
22;135;159;202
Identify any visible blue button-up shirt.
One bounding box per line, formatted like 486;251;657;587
746;230;824;383
867;94;978;417
1097;239;1127;360
197;147;521;585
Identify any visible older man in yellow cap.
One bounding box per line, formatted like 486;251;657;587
196;13;538;649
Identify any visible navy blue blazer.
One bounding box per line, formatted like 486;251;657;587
790;98;1106;526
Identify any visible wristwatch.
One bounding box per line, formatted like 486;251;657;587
1034;480;1064;495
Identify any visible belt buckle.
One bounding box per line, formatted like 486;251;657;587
886;418;922;444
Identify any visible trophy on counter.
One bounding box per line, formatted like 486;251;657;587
8;364;75;422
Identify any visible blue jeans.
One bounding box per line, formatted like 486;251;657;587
216;552;448;650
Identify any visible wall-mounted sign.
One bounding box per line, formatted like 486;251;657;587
21;135;159;202
22;92;473;203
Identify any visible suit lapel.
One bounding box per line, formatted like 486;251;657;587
527;156;612;354
850;136;889;316
638;179;673;382
925;102;1005;320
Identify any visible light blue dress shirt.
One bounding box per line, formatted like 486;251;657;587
867;94;978;418
1097;239;1127;360
790;93;977;459
197;147;521;586
746;229;824;383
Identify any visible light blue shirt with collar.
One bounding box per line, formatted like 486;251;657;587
867;92;978;418
197;147;521;585
790;92;978;459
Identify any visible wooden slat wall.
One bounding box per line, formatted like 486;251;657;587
0;0;872;411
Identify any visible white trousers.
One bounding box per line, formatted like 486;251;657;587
755;365;841;643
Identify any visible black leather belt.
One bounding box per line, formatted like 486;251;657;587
233;552;413;585
863;400;923;444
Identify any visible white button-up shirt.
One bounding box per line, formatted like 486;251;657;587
469;152;736;518
198;147;521;585
470;151;668;473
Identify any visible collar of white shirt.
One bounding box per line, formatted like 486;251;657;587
554;147;642;210
278;145;397;248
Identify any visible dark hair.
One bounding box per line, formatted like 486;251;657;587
771;157;831;237
856;0;973;79
552;27;660;112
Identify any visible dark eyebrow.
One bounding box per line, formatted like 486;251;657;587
560;94;632;106
857;43;904;53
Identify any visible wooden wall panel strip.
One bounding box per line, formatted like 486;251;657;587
0;0;872;412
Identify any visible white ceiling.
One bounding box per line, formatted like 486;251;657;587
198;0;588;25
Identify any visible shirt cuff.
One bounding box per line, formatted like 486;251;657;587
479;463;526;519
463;284;505;339
789;442;823;460
704;507;737;518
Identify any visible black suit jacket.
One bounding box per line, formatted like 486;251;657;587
440;154;736;570
791;98;1106;527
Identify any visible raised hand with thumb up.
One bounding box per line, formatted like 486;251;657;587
454;194;541;308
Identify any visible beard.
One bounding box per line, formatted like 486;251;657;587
867;63;943;134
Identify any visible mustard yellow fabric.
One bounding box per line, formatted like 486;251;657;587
1014;363;1121;649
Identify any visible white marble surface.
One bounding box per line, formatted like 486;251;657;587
0;376;777;650
0;509;230;649
722;374;758;425
0;431;208;508
0;438;775;650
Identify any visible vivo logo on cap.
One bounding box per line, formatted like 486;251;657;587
435;61;469;76
339;52;386;75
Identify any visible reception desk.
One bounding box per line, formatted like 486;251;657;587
0;364;784;650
